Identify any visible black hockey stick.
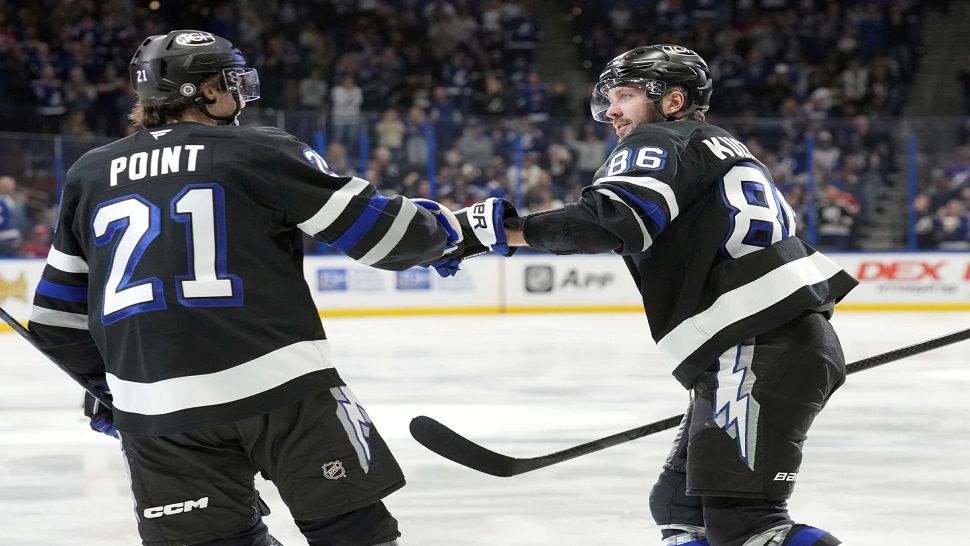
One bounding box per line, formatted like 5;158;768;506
1;306;287;545
410;326;970;477
0;305;112;408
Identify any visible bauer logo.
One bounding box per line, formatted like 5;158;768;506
144;497;209;519
317;268;348;291
524;265;554;293
396;268;431;290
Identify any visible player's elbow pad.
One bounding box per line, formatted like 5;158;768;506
521;208;621;255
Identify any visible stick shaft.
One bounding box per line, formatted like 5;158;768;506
411;326;970;476
0;306;112;409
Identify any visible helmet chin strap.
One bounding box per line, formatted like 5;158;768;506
195;93;242;126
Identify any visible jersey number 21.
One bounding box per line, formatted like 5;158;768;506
92;182;242;325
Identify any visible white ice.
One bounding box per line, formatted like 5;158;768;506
1;311;968;545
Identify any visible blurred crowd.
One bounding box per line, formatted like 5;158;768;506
0;0;965;253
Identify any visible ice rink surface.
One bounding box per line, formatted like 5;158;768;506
1;311;968;545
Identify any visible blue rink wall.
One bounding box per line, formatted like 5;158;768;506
1;252;969;328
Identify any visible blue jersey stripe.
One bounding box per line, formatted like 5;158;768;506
332;196;390;254
602;183;669;232
786;527;828;546
36;279;88;303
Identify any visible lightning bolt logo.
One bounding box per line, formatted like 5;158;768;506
332;386;373;472
712;343;761;470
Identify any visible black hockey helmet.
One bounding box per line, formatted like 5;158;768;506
591;44;712;122
130;30;259;122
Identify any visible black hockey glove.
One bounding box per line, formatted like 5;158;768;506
83;384;118;438
453;198;520;259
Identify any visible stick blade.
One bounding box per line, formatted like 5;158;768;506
409;416;519;477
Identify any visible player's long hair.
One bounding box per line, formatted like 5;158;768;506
129;75;221;128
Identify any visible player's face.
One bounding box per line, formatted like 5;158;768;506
204;86;243;118
605;85;655;139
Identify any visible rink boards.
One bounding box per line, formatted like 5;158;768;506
1;252;969;324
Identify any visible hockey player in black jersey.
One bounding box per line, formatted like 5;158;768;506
448;46;857;546
27;30;463;546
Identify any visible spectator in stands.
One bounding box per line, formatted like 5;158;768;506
813;130;841;176
19;224;51;258
62;110;94;137
31;65;67;133
324;142;354;177
455;121;495;170
429;86;462;145
93;64;127;135
933;199;970;249
0;176;22;256
516;71;549;123
911;193;938;249
63;66;97;122
816;183;860;250
374;109;406;162
292;66;328;142
404;106;430;169
329;76;363;152
367;147;403;195
476;73;513;117
564;125;609;183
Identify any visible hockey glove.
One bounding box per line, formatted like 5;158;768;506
83;384;118;439
453;198;519;258
412;198;465;277
412;198;463;254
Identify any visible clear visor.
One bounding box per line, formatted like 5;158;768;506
222;67;260;103
590;78;666;122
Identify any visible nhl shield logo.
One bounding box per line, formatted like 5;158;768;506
322;461;346;480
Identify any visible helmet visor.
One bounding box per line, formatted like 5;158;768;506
222;68;260;102
590;78;666;122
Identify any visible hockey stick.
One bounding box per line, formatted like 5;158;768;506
1;306;287;545
410;326;970;477
0;306;112;408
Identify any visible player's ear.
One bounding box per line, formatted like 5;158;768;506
202;84;220;101
664;89;687;116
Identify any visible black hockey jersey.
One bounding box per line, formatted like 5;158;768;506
29;122;450;434
524;121;858;388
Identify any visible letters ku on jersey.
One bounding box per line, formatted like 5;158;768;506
570;121;857;387
28;123;450;434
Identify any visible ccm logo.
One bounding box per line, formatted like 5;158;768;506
144;497;209;519
773;472;798;482
856;261;943;281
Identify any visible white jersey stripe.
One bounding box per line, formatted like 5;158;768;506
297;177;370;236
29;306;89;329
594;175;680;220
107;339;332;415
47;246;89;274
357;197;418;265
657;252;843;366
593;187;653;251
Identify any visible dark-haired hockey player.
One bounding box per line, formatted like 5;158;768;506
28;30;462;546
448;45;857;546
